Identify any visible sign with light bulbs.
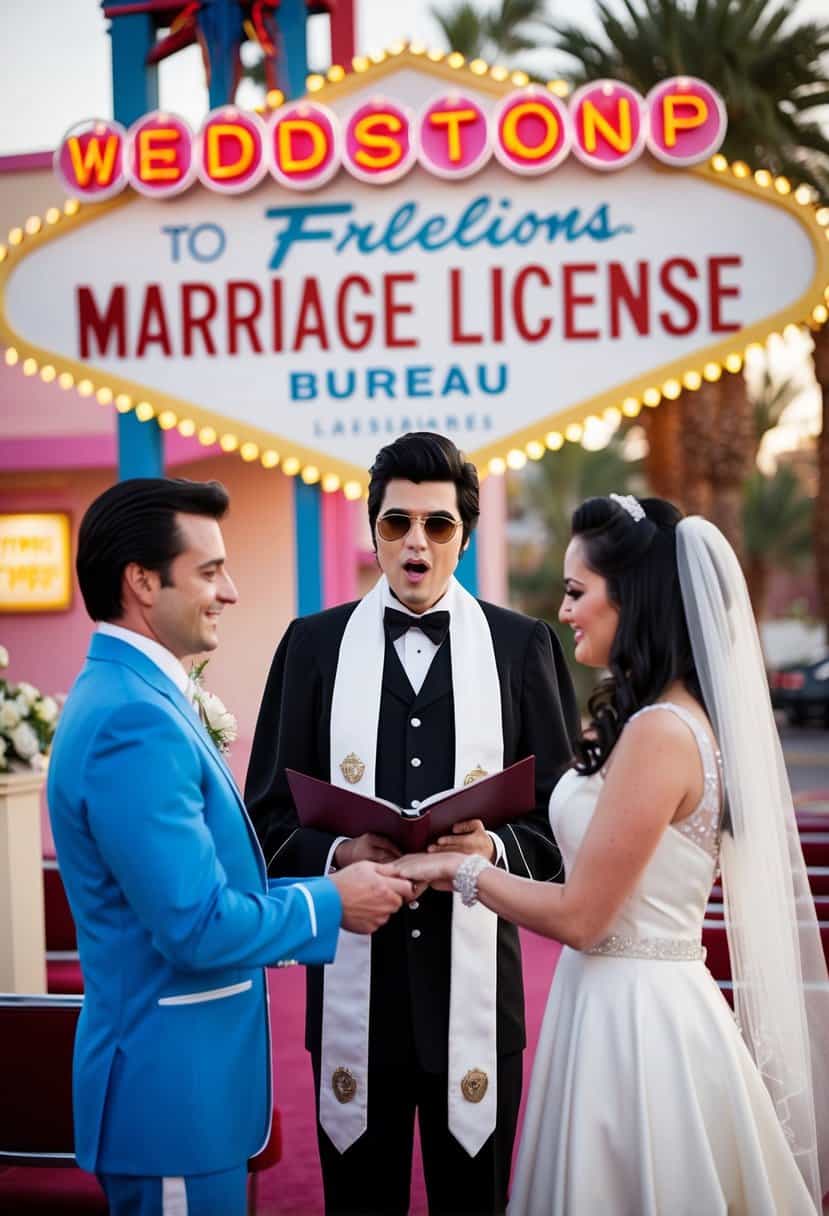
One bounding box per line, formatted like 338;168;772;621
1;48;827;492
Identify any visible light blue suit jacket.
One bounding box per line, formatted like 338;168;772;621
47;633;342;1177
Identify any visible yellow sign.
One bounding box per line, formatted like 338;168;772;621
0;514;72;612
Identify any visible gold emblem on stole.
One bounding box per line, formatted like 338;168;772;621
332;1067;358;1103
339;753;365;784
463;766;488;786
460;1069;488;1103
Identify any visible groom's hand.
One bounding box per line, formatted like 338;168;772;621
330;860;413;934
428;818;495;861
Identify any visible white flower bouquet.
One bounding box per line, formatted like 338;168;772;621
0;645;63;773
189;659;238;756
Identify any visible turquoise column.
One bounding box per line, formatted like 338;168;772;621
456;530;479;596
106;6;164;479
275;0;322;615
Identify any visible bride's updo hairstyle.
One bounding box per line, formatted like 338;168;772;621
570;495;704;775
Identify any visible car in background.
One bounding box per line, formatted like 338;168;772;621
769;654;829;727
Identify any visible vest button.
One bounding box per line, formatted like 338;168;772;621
411;929;421;939
410;900;420;910
410;757;421;768
411;717;422;728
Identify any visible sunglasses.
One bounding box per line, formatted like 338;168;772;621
376;511;463;544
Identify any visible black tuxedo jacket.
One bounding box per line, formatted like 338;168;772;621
245;597;579;1072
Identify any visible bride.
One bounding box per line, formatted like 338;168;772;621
397;495;828;1214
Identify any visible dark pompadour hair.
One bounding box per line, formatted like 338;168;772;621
367;432;480;546
570;495;705;775
76;478;229;622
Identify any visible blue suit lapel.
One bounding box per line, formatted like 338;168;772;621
87;634;265;877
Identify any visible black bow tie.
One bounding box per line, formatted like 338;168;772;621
384;606;450;647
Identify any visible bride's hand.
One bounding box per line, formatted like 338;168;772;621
394;851;466;892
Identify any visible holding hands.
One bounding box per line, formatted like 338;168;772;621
330;859;415;933
332;820;495;906
394;850;467;893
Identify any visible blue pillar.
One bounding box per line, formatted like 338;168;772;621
274;0;321;616
199;0;240;107
107;7;163;478
294;481;323;615
455;530;479;596
277;0;310;98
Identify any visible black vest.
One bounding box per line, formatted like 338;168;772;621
375;635;455;807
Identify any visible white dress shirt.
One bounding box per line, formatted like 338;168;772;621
381;580;454;695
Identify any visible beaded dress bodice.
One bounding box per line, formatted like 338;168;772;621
549;702;722;956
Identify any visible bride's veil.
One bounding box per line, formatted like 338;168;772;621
677;516;829;1209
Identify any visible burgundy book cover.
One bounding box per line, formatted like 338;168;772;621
285;756;536;853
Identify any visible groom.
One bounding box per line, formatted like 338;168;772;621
246;433;578;1214
48;477;411;1216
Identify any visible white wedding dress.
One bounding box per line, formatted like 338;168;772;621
508;702;817;1216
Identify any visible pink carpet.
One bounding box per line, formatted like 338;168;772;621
258;930;562;1215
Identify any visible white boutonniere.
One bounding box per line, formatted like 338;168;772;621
189;659;238;756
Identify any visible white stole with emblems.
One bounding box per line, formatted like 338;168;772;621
320;574;502;1156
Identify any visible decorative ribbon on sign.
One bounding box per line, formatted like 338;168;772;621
322;574;503;1155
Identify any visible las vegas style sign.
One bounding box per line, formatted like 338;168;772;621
2;48;829;492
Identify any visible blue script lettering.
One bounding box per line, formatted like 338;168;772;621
265;197;632;267
267;203;353;271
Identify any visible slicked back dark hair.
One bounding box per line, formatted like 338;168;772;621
367;432;480;546
570;495;705;775
77;478;229;622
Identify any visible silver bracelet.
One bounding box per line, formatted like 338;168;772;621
453;855;492;907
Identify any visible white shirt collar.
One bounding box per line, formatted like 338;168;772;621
97;622;190;698
381;576;455;619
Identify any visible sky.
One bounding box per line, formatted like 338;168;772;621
1;0;827;155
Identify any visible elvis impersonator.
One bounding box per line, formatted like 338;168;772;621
246;432;578;1215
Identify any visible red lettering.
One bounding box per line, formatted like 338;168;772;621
659;258;699;335
512;265;552;342
227;281;263;354
136;285;172;356
383;273;418;348
182;284;218;355
491;268;504;343
337;276;374;350
709;255;741;333
272;278;283;352
77;285;126;358
563;264;599;339
608;262;649;337
293;277;329;351
449;269;483;344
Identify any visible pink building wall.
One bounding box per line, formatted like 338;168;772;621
0;452;297;849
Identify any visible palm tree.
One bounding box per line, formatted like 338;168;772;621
743;463;814;619
509;434;643;706
552;0;829;555
555;0;829;196
430;0;554;64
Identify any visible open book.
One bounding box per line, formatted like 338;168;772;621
285;756;535;853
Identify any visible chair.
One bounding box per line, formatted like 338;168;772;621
0;993;107;1212
800;834;829;868
809;868;829;897
42;860;83;994
0;993;283;1213
0;993;80;1166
